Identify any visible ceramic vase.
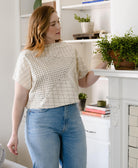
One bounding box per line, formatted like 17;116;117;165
81;22;94;34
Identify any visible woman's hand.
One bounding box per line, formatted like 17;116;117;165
78;61;108;88
7;134;18;155
97;61;108;69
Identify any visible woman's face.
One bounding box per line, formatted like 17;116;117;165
46;12;61;43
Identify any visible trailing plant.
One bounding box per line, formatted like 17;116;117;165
96;29;138;67
74;13;90;22
78;93;88;100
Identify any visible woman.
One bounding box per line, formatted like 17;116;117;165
7;6;107;168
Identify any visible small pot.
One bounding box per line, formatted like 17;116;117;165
110;50;135;70
79;99;86;111
81;22;94;34
97;100;106;107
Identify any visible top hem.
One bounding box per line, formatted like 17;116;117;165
25;101;79;110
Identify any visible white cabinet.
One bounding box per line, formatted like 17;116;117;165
57;0;111;42
58;7;111;168
81;114;110;168
86;138;109;168
57;0;110;104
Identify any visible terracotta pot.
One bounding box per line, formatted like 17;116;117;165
110;50;135;70
79;99;86;111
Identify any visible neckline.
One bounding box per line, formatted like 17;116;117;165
45;41;63;48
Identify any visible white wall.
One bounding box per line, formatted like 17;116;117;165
0;0;16;161
0;0;32;167
111;0;138;35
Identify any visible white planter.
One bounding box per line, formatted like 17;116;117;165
81;22;94;34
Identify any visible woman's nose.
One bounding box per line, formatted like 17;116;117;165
56;22;61;29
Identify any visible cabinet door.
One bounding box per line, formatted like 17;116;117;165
86;136;109;168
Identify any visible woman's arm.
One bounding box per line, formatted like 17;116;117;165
7;82;29;155
78;62;107;88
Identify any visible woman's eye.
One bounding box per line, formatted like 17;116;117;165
51;24;56;26
50;20;60;27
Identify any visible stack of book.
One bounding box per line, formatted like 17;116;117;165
82;104;110;118
82;0;105;4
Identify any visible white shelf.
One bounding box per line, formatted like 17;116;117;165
20;14;31;18
92;69;138;79
62;1;110;10
22;39;100;46
64;39;101;43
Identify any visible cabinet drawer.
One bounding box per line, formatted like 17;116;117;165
86;138;110;168
81;115;110;142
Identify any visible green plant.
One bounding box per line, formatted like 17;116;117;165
78;93;88;100
96;29;138;67
74;14;90;22
33;0;42;10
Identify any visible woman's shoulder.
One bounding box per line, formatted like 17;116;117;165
47;41;74;50
60;41;74;49
19;49;36;59
58;41;76;54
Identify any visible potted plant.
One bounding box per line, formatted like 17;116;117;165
33;0;42;10
96;29;138;70
79;93;88;111
33;0;56;10
74;14;94;34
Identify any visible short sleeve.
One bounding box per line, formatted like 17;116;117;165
75;49;89;79
13;51;32;90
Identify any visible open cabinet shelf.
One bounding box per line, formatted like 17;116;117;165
64;39;101;43
60;0;111;42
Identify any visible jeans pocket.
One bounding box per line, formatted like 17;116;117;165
26;109;49;134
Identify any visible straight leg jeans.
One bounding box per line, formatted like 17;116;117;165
25;103;86;168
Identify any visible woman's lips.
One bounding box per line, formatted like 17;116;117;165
56;32;60;35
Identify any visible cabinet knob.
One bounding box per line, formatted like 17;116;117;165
85;130;96;134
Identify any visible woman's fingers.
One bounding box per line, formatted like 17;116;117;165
7;137;18;155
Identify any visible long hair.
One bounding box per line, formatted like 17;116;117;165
24;6;57;57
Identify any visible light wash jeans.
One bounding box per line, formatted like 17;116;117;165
25;103;86;168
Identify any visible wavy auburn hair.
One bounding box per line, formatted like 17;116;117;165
24;6;57;57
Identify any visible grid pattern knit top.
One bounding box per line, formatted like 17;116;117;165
13;42;89;109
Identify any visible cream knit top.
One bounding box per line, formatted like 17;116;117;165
13;42;89;109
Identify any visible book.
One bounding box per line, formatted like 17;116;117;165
86;104;110;111
82;0;104;4
82;111;110;118
85;108;110;114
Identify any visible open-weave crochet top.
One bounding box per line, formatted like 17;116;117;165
13;42;89;109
